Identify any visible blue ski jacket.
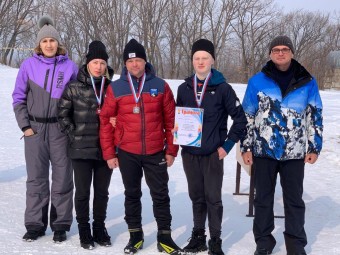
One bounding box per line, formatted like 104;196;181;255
241;59;323;160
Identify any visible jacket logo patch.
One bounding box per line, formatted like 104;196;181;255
56;72;64;89
150;88;158;97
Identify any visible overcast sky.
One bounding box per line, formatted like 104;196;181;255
274;0;340;14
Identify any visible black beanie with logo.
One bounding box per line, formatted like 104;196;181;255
123;39;147;63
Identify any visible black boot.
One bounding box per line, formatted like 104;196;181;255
124;228;144;254
208;237;224;255
183;229;207;253
93;222;111;247
78;223;95;250
254;247;271;255
22;230;45;242
157;230;183;255
53;230;66;243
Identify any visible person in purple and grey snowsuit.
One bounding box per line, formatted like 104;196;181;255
12;15;78;243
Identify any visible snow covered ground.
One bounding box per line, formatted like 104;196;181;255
0;64;340;254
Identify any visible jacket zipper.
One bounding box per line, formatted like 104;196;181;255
282;76;312;99
44;58;58;141
136;77;146;155
43;69;50;90
140;95;146;155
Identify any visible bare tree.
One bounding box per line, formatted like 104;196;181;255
231;0;280;82
100;0;133;73
59;0;103;64
161;0;190;78
1;0;39;65
0;0;14;38
129;0;170;77
282;11;330;60
206;0;239;68
279;11;332;88
176;0;212;76
1;0;339;87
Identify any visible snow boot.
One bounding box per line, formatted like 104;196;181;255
183;229;208;253
124;228;144;254
157;230;183;255
254;248;272;254
79;223;95;250
208;237;224;255
22;230;45;242
53;230;66;243
93;222;111;247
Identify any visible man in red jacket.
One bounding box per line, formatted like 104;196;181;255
99;39;182;255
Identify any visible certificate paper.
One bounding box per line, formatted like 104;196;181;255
173;107;204;147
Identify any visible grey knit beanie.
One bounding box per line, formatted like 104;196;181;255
36;15;60;46
269;35;294;54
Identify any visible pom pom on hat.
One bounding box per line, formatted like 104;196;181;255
269;35;295;54
123;39;147;63
86;40;109;64
192;39;215;60
36;15;61;46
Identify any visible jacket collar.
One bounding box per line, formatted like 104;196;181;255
77;64;113;87
33;53;69;64
120;62;156;82
184;68;226;88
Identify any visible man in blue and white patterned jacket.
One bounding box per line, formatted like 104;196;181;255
241;35;323;255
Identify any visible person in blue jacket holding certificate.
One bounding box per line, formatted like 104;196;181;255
176;39;247;255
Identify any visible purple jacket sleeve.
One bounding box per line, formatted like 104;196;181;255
12;61;30;130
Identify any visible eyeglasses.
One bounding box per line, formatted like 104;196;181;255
271;48;291;54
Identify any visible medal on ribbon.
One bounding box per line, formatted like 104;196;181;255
193;72;212;107
127;72;146;114
90;75;105;115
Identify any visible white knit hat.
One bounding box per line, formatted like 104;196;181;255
36;15;61;46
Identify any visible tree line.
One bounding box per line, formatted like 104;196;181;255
1;0;339;88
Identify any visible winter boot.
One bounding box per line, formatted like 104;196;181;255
254;248;271;255
208;237;224;255
157;230;183;255
183;229;208;253
124;228;144;254
93;222;111;247
22;230;45;242
78;223;95;250
53;230;66;243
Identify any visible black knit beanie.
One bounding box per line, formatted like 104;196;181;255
123;39;147;63
86;40;109;64
191;39;215;60
269;35;295;54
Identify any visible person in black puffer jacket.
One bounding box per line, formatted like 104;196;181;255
58;40;114;250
